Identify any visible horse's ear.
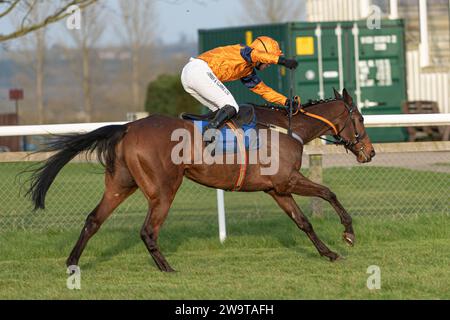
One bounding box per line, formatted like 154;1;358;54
333;87;341;99
342;88;353;104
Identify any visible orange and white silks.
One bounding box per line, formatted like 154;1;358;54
197;41;287;106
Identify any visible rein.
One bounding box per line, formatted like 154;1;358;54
297;108;339;135
258;99;366;151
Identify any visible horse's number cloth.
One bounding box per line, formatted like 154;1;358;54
192;117;259;155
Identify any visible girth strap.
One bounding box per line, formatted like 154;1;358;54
226;121;248;191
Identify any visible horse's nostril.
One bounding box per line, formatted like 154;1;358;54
370;150;376;158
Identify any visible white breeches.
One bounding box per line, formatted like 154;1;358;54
181;57;239;113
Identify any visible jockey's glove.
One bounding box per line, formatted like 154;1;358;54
278;57;298;69
285;96;301;112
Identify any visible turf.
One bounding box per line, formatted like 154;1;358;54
0;215;449;299
0;162;449;299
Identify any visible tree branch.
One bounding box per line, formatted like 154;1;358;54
0;0;98;42
20;0;38;30
0;0;20;19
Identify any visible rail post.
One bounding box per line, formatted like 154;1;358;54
309;139;324;218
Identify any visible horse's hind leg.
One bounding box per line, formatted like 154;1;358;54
140;191;179;272
128;161;183;272
288;171;355;246
66;170;137;267
267;190;340;261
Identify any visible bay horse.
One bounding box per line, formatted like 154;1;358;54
27;88;375;272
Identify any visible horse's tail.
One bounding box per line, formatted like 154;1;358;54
26;125;128;210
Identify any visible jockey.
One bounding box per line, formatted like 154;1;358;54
181;36;299;134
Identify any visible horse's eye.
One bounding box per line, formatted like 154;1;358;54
359;117;364;122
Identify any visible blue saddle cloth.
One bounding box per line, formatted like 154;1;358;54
192;117;259;154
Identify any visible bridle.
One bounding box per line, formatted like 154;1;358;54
257;99;369;158
296;99;367;153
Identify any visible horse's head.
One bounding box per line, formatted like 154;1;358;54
333;88;375;163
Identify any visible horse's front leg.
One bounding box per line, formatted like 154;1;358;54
287;171;355;246
267;190;340;261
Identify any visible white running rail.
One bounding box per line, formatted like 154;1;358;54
1;114;450;137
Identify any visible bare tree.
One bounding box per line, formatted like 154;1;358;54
0;0;97;42
117;0;157;110
9;2;49;124
238;0;305;24
32;5;47;125
66;3;105;122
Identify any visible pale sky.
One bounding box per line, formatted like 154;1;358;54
152;0;243;43
0;0;282;47
106;0;245;44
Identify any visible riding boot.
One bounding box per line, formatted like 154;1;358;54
204;105;237;153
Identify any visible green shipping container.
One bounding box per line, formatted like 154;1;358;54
198;20;408;142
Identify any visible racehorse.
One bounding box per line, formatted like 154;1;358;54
26;88;375;272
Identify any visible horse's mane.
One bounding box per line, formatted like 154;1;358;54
253;98;340;112
301;98;339;108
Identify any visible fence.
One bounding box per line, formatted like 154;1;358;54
0;115;449;234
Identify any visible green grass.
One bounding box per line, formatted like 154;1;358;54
1;163;448;231
0;215;449;299
0;162;449;299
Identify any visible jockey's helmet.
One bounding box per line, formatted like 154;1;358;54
250;36;283;56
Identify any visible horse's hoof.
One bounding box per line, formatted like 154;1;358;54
161;266;176;273
333;255;346;262
343;232;355;246
327;252;341;262
66;264;80;275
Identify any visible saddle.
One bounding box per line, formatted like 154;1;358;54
180;104;258;192
180;103;256;128
180;103;259;154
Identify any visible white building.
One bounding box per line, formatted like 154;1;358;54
306;0;450;113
